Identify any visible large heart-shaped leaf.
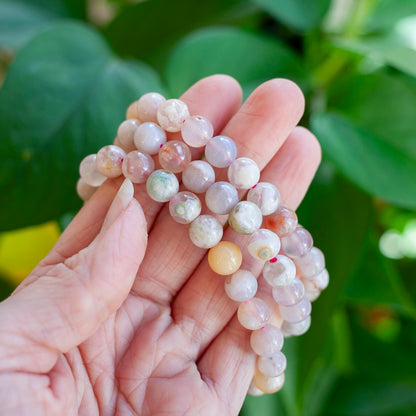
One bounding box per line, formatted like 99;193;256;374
0;22;164;231
311;112;416;209
251;0;331;31
165;26;306;97
0;0;86;50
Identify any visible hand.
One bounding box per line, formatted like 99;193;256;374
0;75;321;415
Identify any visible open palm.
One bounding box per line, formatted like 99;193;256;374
0;75;321;416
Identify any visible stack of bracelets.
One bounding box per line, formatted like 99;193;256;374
76;92;329;396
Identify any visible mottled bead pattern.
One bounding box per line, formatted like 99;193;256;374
228;201;263;234
237;298;270;330
281;316;311;337
279;298;312;323
134;122;167;155
250;325;284;356
272;277;305;306
169;191;201;224
257;352;287;377
247;182;280;215
146;169;179;202
224;270;258;302
264;206;298;237
122;151;154;184
248;229;281;261
117;119;140;149
136;92;166;123
262;255;296;287
205;135;237;168
254;371;285;394
159;140;192;173
79;154;106;187
205;181;239;215
157;99;189;132
189;215;223;249
227;157;260;189
281;226;313;257
95;145;126;178
182;160;215;194
294;247;325;278
181;115;214;147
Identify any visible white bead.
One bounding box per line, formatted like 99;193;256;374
281;226;313;258
76;178;97;201
136;92;166;122
227;157;260;190
281;315;311;337
248;229;281;261
302;279;321;302
181;115;214;147
134;122;167;155
250;324;284;356
228;201;262;234
205;181;239;215
146;169;179;202
247;379;265;396
294;247;325;278
205;135;237;168
257;351;287;377
279;297;311;323
182;160;215;194
254;371;285;394
169;191;201;224
237;298;270;330
79;154;106;187
272;277;305;306
247;182;280;215
307;268;329;290
262;255;296;287
224;269;258;302
95;145;126;178
189;215;223;249
122;151;154;184
157;98;190;132
117;119;140;149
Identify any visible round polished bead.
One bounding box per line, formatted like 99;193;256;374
122;151;154;183
114;135;136;153
96;145;126;178
247;182;280;216
254;370;285;394
279;297;311;323
281;315;311;337
157;98;190;132
205;135;237;168
281;226;313;258
257;352;287;377
302;279;321;302
79;154;106;187
272;277;305;306
208;241;242;276
227;157;260;189
76;178;97;201
169;191;201;224
117;119;140;149
308;268;329;290
189;215;223;249
248;229;281;261
224;269;258;302
159;140;192;173
247;379;265;397
294;247;325;278
146;169;179;202
126;100;141;120
136;92;166;123
228;201;262;234
134;122;167;155
181;115;214;147
237;298;270;330
182;160;215;194
263;255;296;287
264;206;298;237
250;324;284;356
205;181;239;215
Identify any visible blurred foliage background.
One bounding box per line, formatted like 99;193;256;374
0;0;416;414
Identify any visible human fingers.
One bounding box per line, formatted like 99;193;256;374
173;127;321;359
0;179;147;373
133;79;305;305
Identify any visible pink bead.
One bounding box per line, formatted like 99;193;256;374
159;140;192;173
264;206;298;237
181;115;214;147
122;151;154;183
272;277;305;306
263;255;296;287
237;298;270;330
294;247;325;278
224;269;258;302
257;352;287;377
76;178;97;201
79;154;106;187
281;315;311;337
205;135;237;168
136;92;166;122
250;324;284;356
302;279;321;302
182;160;215;193
307;268;329;290
281;226;313;258
134;122;167;155
279;297;311;323
247;182;280;215
117;119;140;149
95;145;126;178
227;157;260;189
157;99;190;132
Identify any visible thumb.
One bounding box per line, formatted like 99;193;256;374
0;179;148;373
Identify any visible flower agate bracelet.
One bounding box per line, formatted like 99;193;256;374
77;92;329;396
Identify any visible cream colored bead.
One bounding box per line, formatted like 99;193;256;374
208;241;242;275
157;99;190;132
254;370;285;394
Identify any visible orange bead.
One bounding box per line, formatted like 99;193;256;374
253;369;285;394
208;241;242;276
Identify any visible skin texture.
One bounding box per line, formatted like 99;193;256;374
0;75;321;416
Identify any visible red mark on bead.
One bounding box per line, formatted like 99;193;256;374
252;184;257;188
160;144;163;148
270;257;278;263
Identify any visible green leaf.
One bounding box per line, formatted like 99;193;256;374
165;26;306;97
365;0;416;33
335;38;416;79
327;71;416;159
251;0;331;30
311;112;416;209
0;0;86;51
0;22;164;231
104;0;256;69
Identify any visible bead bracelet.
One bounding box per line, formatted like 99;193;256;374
76;92;329;396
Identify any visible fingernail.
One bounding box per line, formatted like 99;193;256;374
102;179;134;231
